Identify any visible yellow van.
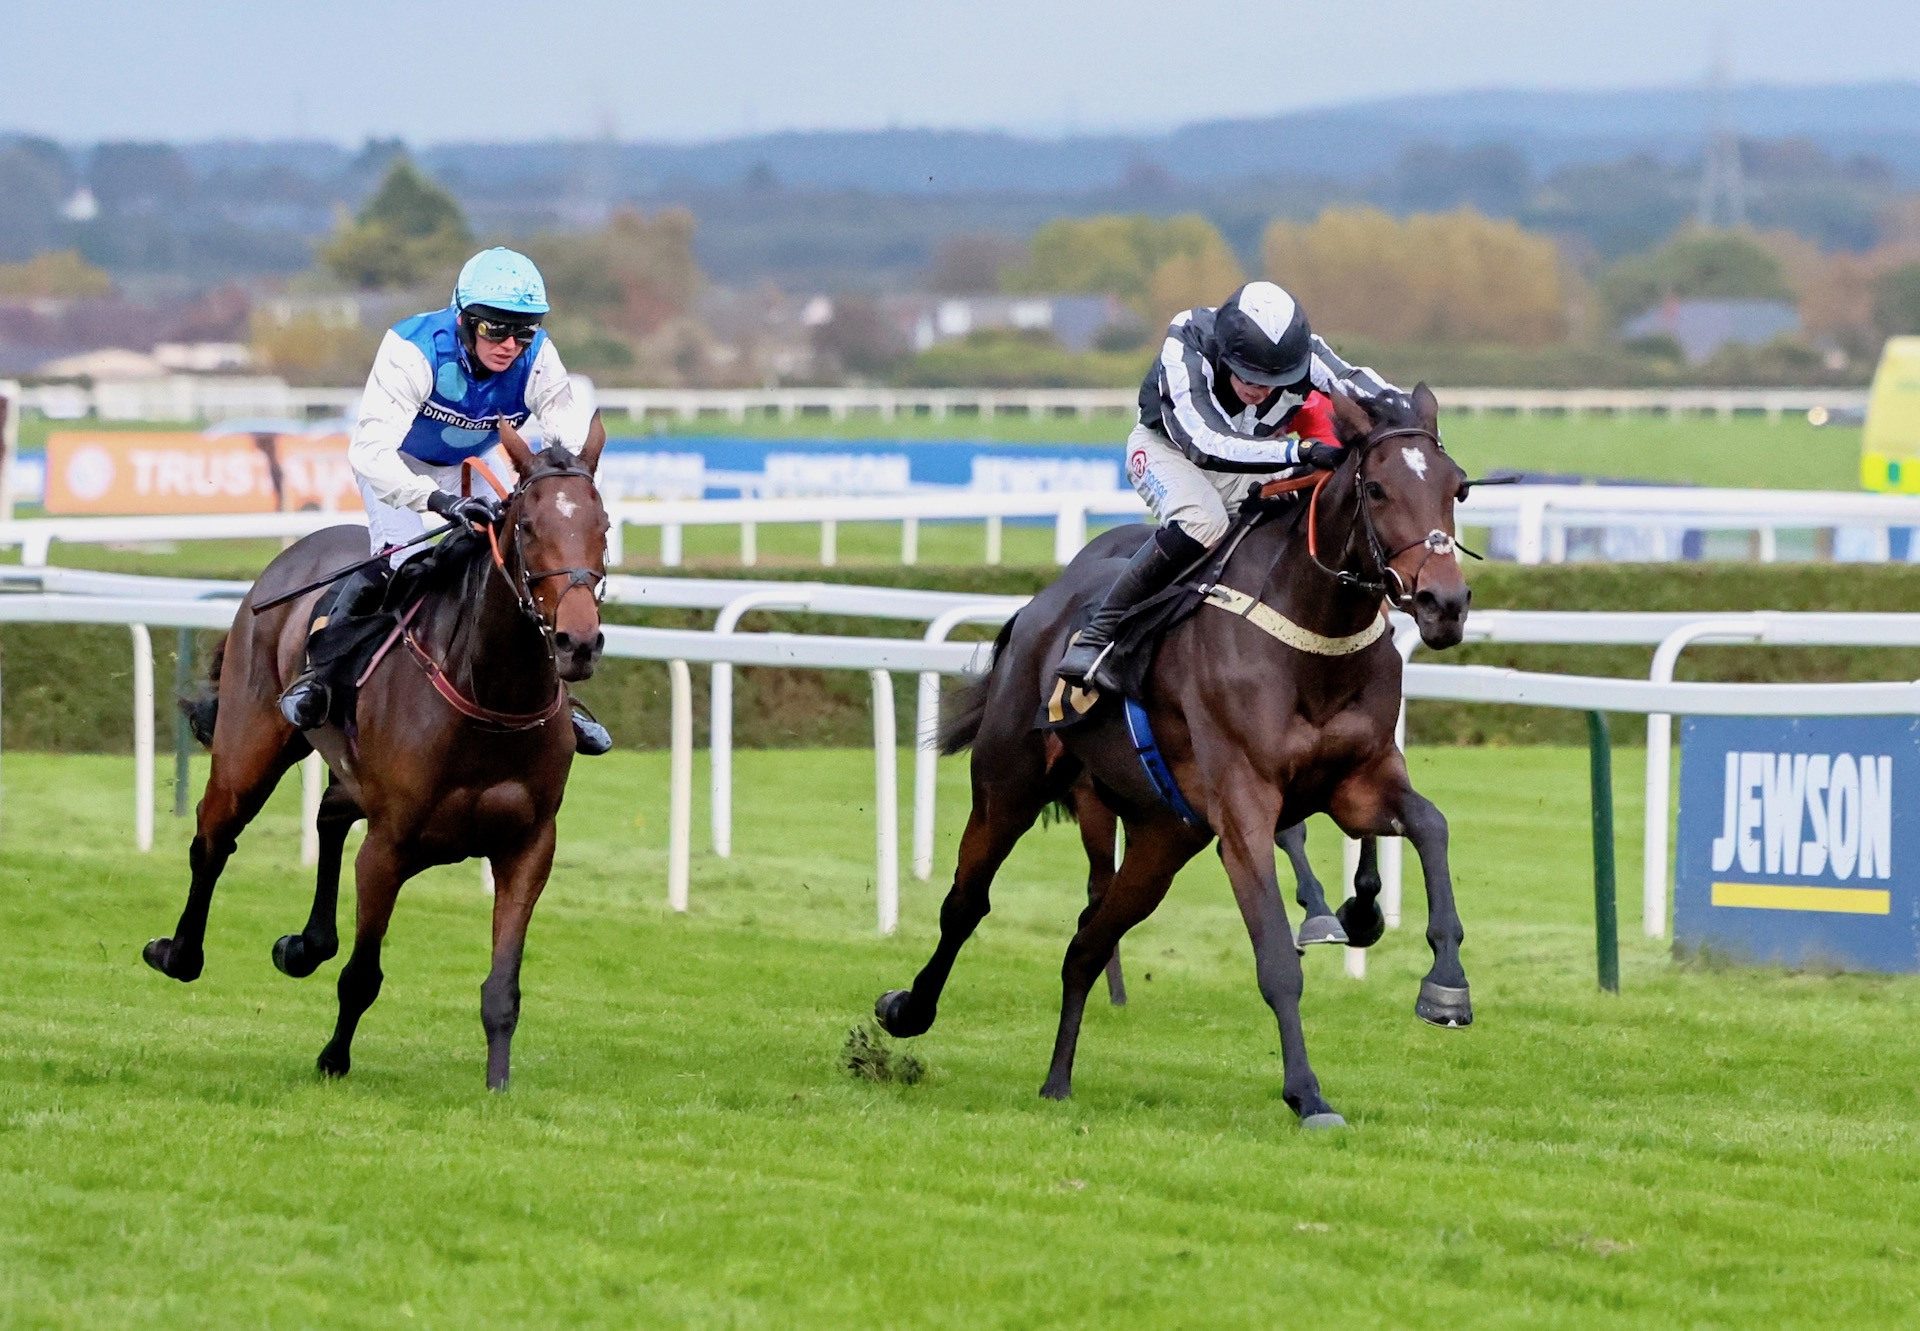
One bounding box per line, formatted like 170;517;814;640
1862;336;1920;491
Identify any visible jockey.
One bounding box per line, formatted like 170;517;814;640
1056;280;1398;693
277;246;613;755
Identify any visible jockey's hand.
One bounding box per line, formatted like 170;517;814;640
427;490;501;531
1299;441;1345;471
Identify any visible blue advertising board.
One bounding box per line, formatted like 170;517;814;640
1675;715;1920;971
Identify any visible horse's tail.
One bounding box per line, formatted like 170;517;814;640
177;633;226;749
935;613;1018;756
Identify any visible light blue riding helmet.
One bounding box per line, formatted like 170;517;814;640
453;247;550;315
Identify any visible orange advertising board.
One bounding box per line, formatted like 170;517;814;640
44;431;362;515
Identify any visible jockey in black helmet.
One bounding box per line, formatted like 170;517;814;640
1056;280;1398;693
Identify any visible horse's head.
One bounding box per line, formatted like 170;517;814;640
495;413;610;682
1328;383;1471;649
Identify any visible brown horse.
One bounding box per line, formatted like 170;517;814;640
144;416;610;1090
876;385;1470;1127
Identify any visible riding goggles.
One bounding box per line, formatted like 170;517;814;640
470;317;541;346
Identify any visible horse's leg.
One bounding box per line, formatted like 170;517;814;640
1335;837;1386;949
875;744;1052;1039
315;831;412;1079
1395;788;1470;1027
1073;785;1127;1006
1332;759;1469;1025
1040;817;1200;1100
143;728;308;983
1280;821;1349;949
479;824;557;1092
1216;779;1342;1126
272;776;362;979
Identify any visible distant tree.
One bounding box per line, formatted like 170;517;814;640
534;206;703;339
88;142;195;213
1873;263;1920;338
812;294;907;378
319;159;472;290
1262;206;1571;344
1597;228;1794;324
925;233;1025;293
0;249;112;298
1003;214;1243;322
1391;141;1531;217
0;144;67;260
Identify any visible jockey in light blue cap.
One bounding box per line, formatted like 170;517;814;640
276;246;612;755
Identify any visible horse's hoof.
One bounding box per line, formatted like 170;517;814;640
272;935;309;978
271;934;332;979
873;989;929;1038
142;937;202;983
1335;900;1386;950
315;1048;350;1079
1300;1111;1347;1130
1415;981;1474;1028
1296;915;1350;948
1038;1080;1071;1101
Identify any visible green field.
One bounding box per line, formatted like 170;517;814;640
624;411;1863;493
6;746;1919;1327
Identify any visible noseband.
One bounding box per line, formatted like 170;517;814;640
1307;424;1478;608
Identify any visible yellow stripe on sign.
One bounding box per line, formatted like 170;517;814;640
1711;882;1892;915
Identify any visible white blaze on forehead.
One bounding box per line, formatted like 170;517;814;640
1400;446;1429;480
554;493;578;519
1236;281;1297;341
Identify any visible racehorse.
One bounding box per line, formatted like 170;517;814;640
144;416;609;1090
875;385;1470;1127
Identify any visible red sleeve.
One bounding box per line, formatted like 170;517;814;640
1286;391;1339;446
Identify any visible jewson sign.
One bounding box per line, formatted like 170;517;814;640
1675;715;1920;971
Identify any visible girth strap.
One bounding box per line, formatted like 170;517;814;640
1201;584;1387;656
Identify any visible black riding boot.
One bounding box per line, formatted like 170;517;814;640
278;564;389;731
1057;525;1207;693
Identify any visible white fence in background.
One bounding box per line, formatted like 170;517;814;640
6;574;1920;946
10;484;1920;570
15;381;1869;424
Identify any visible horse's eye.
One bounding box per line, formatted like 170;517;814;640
1364;480;1388;502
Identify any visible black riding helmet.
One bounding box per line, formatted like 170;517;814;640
1213;281;1313;390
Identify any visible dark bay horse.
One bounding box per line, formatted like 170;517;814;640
876;385;1470;1127
145;416;610;1090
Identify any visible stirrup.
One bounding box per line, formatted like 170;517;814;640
279;677;330;731
1057;637;1112;686
570;706;612;756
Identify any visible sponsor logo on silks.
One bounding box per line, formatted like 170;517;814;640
1128;447;1149;482
1708;749;1894;913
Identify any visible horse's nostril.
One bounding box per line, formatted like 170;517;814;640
592;631;605;654
553;630;576;653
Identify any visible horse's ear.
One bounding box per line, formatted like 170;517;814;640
1411;382;1439;433
579;410;606;475
496;415;537;475
1328;388;1373;447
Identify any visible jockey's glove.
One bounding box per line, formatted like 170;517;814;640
428;490;502;530
1299;441;1345;471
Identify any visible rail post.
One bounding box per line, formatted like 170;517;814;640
1587;710;1620;993
173;627;194;816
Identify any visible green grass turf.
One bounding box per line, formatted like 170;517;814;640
5;746;1919;1326
628;411;1865;492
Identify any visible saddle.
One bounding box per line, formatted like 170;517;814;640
1040;480;1308;731
300;530;488;728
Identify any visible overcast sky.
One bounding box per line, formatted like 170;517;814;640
6;0;1918;145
